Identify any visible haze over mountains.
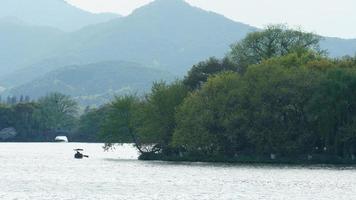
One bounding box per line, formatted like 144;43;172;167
0;0;120;31
0;0;355;105
9;61;175;105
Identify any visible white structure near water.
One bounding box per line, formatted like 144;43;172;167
54;136;68;143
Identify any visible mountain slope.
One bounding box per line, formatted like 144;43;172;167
7;61;175;105
0;0;355;105
47;0;356;74
0;18;64;75
53;0;257;74
0;0;119;31
321;37;356;57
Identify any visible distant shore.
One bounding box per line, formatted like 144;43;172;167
139;153;356;165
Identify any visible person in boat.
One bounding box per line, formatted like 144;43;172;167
74;149;89;159
74;150;83;159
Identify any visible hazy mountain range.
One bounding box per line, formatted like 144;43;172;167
8;61;175;105
0;0;355;105
0;0;120;31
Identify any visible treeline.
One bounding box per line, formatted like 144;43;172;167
2;25;356;163
0;93;83;141
0;95;31;105
94;25;356;163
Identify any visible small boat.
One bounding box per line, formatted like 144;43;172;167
54;136;68;143
74;149;89;159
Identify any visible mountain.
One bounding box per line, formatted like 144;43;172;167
51;0;257;75
0;18;64;75
1;0;356;106
1;0;257;87
321;37;356;57
0;0;120;31
29;0;356;76
7;61;175;105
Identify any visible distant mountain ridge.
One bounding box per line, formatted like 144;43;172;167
44;0;257;75
7;61;175;106
320;37;356;57
0;18;64;75
0;0;120;31
0;0;355;105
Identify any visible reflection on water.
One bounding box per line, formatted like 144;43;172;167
0;143;355;200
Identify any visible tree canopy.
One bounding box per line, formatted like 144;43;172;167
229;25;323;73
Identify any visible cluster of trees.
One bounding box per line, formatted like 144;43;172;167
95;25;356;162
0;93;82;141
0;95;31;105
3;25;356;163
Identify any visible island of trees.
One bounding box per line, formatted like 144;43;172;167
1;25;356;164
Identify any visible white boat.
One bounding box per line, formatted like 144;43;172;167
54;136;68;143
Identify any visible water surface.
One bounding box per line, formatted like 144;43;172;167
0;143;355;200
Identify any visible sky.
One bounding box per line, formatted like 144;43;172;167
65;0;356;39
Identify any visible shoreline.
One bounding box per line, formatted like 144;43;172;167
139;153;356;166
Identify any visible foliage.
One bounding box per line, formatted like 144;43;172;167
97;27;356;163
229;25;322;73
0;93;79;142
74;105;110;142
135;81;189;154
183;57;237;90
100;95;139;146
3;26;356;164
35;92;79;134
174;72;244;156
307;68;356;156
99;82;189;155
172;54;356;159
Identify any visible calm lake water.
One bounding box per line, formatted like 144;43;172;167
0;143;356;200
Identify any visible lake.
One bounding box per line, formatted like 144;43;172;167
0;143;355;200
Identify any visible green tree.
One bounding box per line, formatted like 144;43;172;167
35;92;78;138
75;105;110;142
0;104;13;130
183;57;237;90
307;68;356;157
174;72;245;157
136;81;188;155
100;95;149;153
11;102;38;141
241;64;321;156
229;25;322;73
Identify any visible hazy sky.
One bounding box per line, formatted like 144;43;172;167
66;0;356;39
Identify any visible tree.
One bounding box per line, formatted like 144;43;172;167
11;102;38;141
229;25;322;73
174;72;245;157
241;63;321;156
19;95;24;103
35;92;78;138
6;96;11;105
10;96;17;105
24;96;31;103
0;104;13;130
307;68;356;157
100;95;147;153
75;105;110;142
183;57;237;90
136;81;188;155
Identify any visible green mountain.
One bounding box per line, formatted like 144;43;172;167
7;61;175;105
